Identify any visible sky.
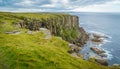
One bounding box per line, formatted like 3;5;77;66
0;0;120;12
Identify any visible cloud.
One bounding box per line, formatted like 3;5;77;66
72;0;120;12
14;0;51;7
68;0;113;6
14;0;36;6
0;0;119;12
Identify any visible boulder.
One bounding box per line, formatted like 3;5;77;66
91;38;103;43
93;33;108;39
69;43;82;53
99;53;107;57
91;33;107;43
90;47;105;54
95;58;108;66
39;28;52;39
5;30;20;34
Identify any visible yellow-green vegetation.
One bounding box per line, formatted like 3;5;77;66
0;32;110;69
0;12;117;69
0;12;79;43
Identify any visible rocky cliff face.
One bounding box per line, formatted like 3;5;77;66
18;14;89;46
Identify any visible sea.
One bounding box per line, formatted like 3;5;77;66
70;12;120;65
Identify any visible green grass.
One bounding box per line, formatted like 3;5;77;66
0;12;117;69
0;12;79;41
0;32;110;69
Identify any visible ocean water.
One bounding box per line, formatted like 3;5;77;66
70;12;120;65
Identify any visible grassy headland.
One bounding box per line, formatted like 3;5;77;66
0;12;118;69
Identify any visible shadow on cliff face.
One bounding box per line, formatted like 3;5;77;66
17;14;89;47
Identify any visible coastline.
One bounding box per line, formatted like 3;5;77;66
1;12;120;68
79;29;113;65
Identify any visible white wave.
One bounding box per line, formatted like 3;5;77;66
89;31;112;39
98;44;103;46
103;39;111;43
91;46;113;60
103;49;113;60
90;39;111;47
80;23;85;25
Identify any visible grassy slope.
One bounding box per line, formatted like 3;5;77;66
0;12;114;69
0;12;79;42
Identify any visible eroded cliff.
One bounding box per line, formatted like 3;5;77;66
0;12;116;69
15;13;89;46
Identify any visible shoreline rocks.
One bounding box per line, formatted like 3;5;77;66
99;53;107;57
89;55;108;66
87;32;110;66
68;43;83;58
91;38;103;43
68;43;82;53
95;58;108;66
90;33;109;43
93;33;109;39
90;47;105;54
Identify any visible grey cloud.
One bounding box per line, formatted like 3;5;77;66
69;0;114;6
0;0;115;11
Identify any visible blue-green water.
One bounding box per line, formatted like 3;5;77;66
71;12;120;65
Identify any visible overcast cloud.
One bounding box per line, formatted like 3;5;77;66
0;0;119;12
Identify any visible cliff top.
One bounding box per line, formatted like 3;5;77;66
0;12;116;69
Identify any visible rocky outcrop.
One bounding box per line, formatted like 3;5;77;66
99;53;107;57
39;28;52;39
68;43;82;53
89;56;108;66
75;27;89;46
90;47;105;54
68;43;83;58
17;14;89;47
5;30;21;34
91;33;108;43
95;58;108;66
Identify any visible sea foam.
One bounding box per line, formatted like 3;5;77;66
89;31;112;39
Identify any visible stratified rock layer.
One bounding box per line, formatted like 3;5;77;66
17;14;89;46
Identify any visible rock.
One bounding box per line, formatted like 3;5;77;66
89;55;108;66
70;52;83;58
91;33;108;43
95;58;108;66
93;33;101;39
73;27;89;47
28;30;33;34
70;53;79;58
39;28;51;39
91;38;103;43
69;43;82;53
76;53;84;58
93;33;108;39
90;47;105;54
5;32;13;34
74;47;82;53
5;30;20;34
99;53;107;57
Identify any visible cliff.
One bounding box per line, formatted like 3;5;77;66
13;13;89;46
0;12;114;69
